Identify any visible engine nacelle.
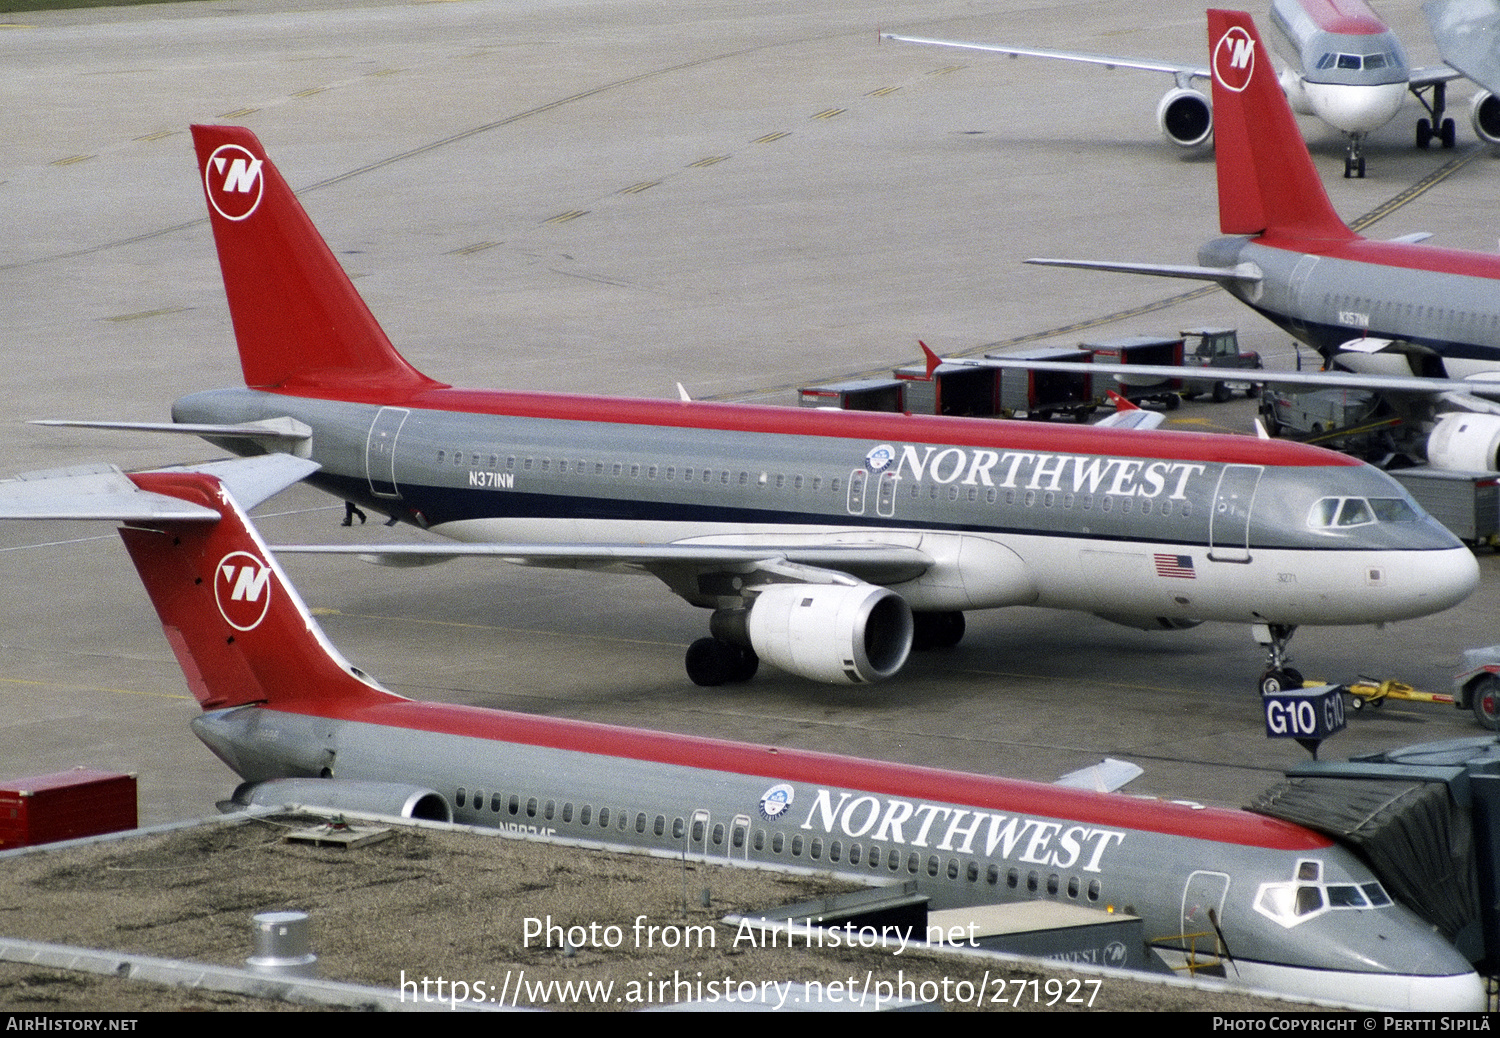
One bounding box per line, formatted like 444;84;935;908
1157;87;1212;148
1095;613;1203;632
746;583;913;685
228;778;453;822
1427;412;1500;472
1471;91;1500;147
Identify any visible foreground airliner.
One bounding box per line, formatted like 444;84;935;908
885;0;1466;177
0;456;1483;1010
1032;10;1500;400
44;122;1479;693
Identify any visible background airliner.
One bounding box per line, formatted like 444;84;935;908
0;455;1482;1011
885;0;1472;177
1026;10;1500;468
43;123;1479;694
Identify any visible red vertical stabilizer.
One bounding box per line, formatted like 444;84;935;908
120;470;403;712
191;125;446;397
1207;11;1357;244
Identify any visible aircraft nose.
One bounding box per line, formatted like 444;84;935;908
1419;547;1482;613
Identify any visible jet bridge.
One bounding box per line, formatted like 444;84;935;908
1249;736;1500;981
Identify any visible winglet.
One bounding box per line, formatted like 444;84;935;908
1206;11;1355;243
919;341;942;379
1105;390;1141;412
191;126;448;397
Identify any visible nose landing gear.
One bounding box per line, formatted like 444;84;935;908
1254;622;1303;694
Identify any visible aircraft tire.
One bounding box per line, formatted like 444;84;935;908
688;637;758;686
912;610;965;651
1259;668;1303;695
1417;118;1432;150
1471;677;1500;731
1441;118;1457;149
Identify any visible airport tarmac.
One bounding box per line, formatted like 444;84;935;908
1;0;1497;845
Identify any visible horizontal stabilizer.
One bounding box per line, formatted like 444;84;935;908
0;455;317;521
1026;258;1262;284
1055;757;1144;793
33;417;312;442
0;464;220;521
153;455;320;511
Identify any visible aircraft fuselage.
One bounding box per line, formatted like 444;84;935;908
1202;234;1500;377
189;693;1485;1011
1268;0;1410;135
174;386;1476;628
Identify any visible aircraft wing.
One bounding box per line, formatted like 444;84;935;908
1026;257;1263;286
1424;0;1500;96
881;34;1208;82
1409;64;1467;89
276;541;934;586
979;356;1500;398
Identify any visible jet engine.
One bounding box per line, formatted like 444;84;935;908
1471;91;1500;147
1157;87;1212;148
1427;412;1500;472
228;778;453;822
744;583;914;685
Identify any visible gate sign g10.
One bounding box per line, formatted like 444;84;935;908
1263;686;1346;741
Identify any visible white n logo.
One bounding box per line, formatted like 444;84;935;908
1212;25;1257;94
204;142;266;221
225;563;271;602
220;157;263;194
215;550;274;631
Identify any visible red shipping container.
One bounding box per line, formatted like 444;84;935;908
0;769;138;849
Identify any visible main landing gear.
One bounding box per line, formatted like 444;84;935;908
1413;80;1457;154
685;638;759;687
1255;622;1303;695
912;610;965;651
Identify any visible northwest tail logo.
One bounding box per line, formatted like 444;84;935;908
204;143;265;221
1212;26;1255;93
215;551;272;631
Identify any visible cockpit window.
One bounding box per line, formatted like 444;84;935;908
1338;498;1373;526
1308;496;1418;529
1370;498;1418;522
1319;52;1397;72
1326;884;1366;908
1254;858;1395;928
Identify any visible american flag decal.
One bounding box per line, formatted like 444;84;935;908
1154;553;1196;579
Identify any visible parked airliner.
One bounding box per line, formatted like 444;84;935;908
0;455;1482;1010
884;0;1468;177
1031;10;1500;414
41;122;1479;693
